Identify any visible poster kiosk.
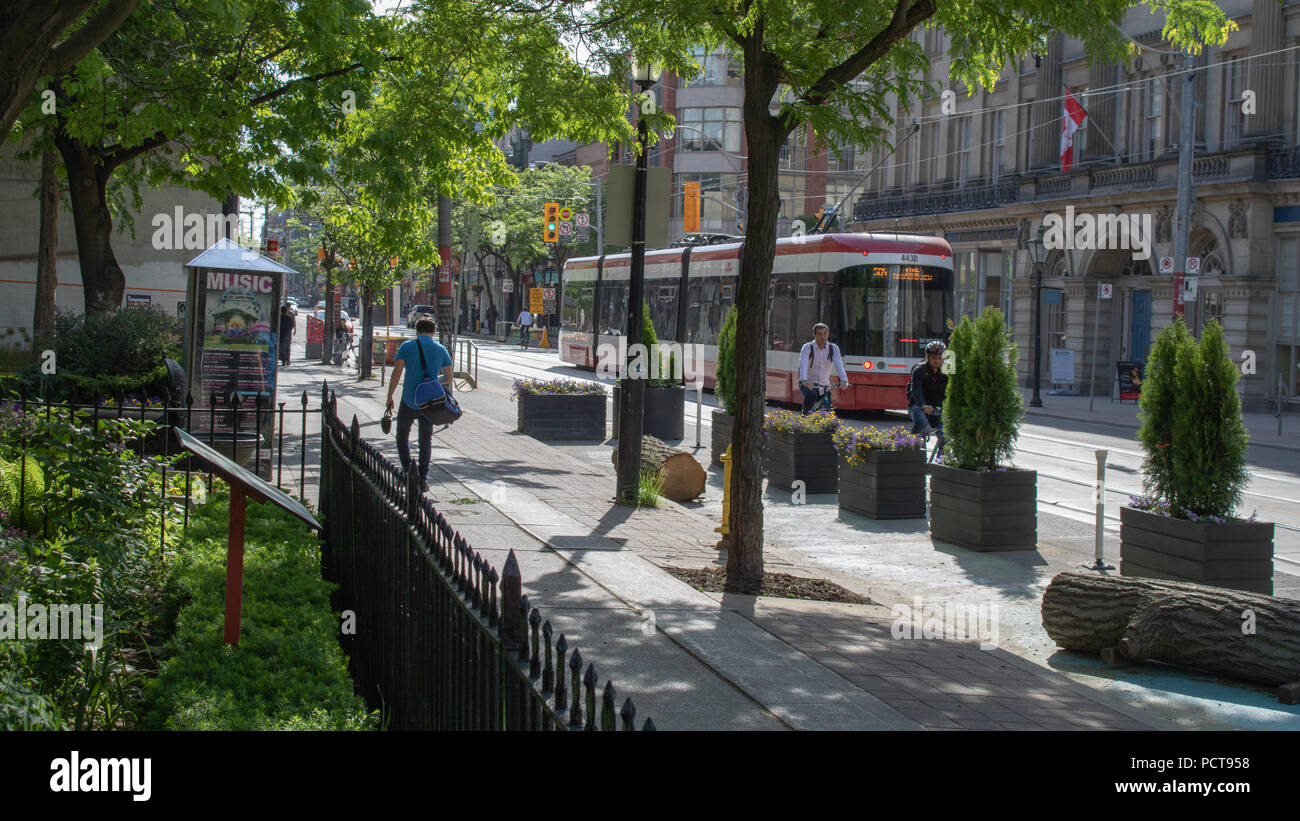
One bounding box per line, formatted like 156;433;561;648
182;239;297;477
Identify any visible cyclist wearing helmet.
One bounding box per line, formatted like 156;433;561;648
907;341;948;435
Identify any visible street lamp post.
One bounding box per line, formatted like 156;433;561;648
1027;225;1049;408
615;59;661;504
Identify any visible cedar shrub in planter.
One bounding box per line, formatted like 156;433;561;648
1124;319;1272;593
711;305;739;466
762;409;840;494
930;308;1037;551
513;378;607;441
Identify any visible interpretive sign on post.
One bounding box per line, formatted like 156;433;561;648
173;427;319;646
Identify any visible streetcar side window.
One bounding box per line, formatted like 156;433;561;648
599;280;628;335
650;284;679;341
684;275;735;344
768;273;818;351
562;281;595;332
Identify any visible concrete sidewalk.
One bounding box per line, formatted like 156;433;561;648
276;352;1162;731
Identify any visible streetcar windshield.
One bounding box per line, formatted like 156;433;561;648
832;264;952;358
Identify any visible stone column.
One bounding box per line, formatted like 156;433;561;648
1031;35;1064;169
1247;0;1283;136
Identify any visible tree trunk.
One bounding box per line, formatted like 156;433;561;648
1042;572;1300;688
726;38;785;592
54;131;124;313
359;283;374;380
611;434;707;502
222;190;239;239
33;146;59;358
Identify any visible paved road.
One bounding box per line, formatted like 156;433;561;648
436;332;1300;585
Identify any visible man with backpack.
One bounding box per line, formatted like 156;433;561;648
385;319;454;492
798;323;849;414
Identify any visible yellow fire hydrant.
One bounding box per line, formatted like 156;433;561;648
715;445;732;537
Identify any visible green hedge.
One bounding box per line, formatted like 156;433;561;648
146;487;377;730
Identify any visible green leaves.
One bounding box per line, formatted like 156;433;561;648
715;305;739;415
148;485;376;730
941;307;1023;471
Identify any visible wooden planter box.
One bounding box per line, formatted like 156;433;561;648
839;450;927;519
516;392;607;441
612;383;685;442
1119;506;1275;595
711;410;733;466
764;429;837;493
929;463;1037;551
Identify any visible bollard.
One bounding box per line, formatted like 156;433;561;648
1085;449;1114;571
714;445;732;537
694;381;703;449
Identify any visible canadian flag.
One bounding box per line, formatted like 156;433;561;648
1060;87;1088;172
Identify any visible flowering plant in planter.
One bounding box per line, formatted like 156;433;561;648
763;408;840;435
832;425;921;466
511;378;605;398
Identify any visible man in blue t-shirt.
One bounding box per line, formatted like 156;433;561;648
385;319;454;492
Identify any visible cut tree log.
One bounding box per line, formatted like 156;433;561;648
611;435;706;502
1042;572;1300;696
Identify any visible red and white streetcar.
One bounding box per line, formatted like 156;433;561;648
559;232;954;410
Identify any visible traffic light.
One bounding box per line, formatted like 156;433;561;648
683;181;700;234
543;202;559;243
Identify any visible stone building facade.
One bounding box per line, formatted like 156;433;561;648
847;0;1300;410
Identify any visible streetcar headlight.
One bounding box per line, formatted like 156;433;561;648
863;361;873;369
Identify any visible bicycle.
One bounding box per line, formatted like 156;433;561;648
810;383;834;414
921;404;944;463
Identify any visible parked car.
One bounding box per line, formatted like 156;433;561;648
407;304;436;328
317;309;355;338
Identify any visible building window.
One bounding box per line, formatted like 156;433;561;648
1225;56;1247;149
678;107;742;152
675;172;739;229
1147;77;1164;158
955;116;971;186
686;46;740;87
1074;89;1089;159
955;252;977;320
990;109;1006;182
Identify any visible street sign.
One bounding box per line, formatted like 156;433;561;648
576;226;589;242
1099;283;1113;299
529;288;544;314
1043;289;1062;305
542;288;556;301
502;280;514;293
575;212;589;227
1159;257;1174;274
1182;276;1199;301
559;206;573;221
1186;256;1201;274
558;221;573;236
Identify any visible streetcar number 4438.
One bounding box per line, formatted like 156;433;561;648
900;254;919;263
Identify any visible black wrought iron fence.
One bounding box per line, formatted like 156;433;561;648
3;390;320;544
318;385;654;731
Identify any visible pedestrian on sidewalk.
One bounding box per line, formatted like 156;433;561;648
385;318;454;492
517;308;533;348
278;303;294;366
